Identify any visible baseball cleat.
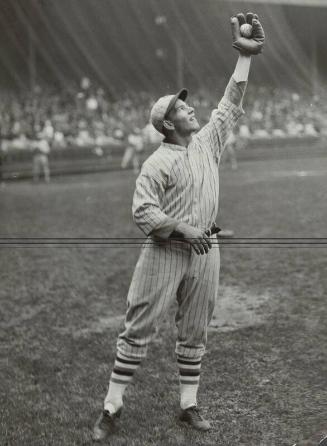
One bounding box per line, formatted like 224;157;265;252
179;405;211;431
92;408;122;441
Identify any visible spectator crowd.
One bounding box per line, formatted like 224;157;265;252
1;77;327;155
0;78;157;153
193;84;327;139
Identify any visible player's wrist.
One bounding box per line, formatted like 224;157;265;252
173;221;199;240
175;221;190;237
233;54;251;83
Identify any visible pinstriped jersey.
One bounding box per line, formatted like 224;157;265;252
132;77;245;238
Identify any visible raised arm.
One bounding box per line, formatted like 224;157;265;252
228;11;266;105
195;12;265;159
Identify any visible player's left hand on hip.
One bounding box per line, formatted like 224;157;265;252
205;223;221;237
231;12;265;55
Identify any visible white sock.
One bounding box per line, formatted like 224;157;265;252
104;382;127;413
104;352;141;413
180;383;198;409
177;355;201;410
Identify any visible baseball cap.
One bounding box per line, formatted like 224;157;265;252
150;88;188;134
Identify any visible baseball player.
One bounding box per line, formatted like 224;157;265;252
121;126;144;174
32;133;51;183
93;13;265;440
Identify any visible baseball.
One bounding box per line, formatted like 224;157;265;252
240;23;253;38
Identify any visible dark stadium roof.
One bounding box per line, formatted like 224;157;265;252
231;0;327;5
0;0;327;94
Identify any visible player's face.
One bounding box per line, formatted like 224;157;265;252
168;99;200;135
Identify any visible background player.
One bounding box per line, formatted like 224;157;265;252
93;12;265;441
121;125;144;174
32;132;51;183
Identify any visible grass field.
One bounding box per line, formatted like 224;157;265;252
1;152;327;446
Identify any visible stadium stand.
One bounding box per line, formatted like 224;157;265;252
1;0;327;179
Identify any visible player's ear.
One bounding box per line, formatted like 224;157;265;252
163;120;175;131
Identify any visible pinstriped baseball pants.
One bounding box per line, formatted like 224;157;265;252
117;238;220;359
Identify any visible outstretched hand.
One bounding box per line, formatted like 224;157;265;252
231;12;265;55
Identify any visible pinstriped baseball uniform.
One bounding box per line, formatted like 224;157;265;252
117;76;245;360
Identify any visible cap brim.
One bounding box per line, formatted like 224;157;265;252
177;88;188;102
164;88;188;119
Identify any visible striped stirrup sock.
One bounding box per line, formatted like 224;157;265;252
177;355;202;410
104;352;141;413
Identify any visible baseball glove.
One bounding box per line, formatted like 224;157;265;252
231;12;265;55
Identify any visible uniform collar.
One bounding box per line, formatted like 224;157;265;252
161;141;188;152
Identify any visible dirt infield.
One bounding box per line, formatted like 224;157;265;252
1;155;327;445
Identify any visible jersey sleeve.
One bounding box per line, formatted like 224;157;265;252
194;77;246;160
132;164;178;238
